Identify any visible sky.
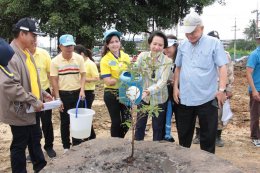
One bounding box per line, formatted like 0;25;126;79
176;0;259;40
38;0;259;47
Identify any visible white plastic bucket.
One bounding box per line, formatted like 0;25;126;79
68;108;95;139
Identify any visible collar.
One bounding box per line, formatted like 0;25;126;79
34;47;40;56
190;34;204;47
148;51;164;62
107;50;121;60
61;53;75;61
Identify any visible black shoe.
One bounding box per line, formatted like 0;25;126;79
45;148;56;158
164;137;175;142
26;155;32;163
215;137;224;147
193;135;200;144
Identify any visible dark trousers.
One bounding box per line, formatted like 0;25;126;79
40;88;54;150
84;90;96;140
135;101;167;141
104;89;130;138
59;89;84;149
249;93;260;139
10;113;47;173
176;99;218;153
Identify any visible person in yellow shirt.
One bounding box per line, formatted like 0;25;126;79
2;18;53;173
74;44;99;140
100;29;131;138
50;34;86;153
28;41;56;158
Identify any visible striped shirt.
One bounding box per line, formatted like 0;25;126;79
136;51;172;106
50;52;86;91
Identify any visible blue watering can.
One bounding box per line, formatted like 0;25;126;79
119;71;143;106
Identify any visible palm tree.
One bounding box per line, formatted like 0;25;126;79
244;19;258;40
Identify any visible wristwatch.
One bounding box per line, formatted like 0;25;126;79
218;88;226;92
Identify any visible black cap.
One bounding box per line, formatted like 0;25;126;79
15;18;45;36
207;30;220;39
0;38;15;66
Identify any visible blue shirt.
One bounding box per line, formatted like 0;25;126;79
175;35;228;106
246;46;260;92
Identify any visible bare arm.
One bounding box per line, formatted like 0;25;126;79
85;76;99;83
173;67;180;104
79;72;86;99
246;67;260;101
103;77;117;86
50;76;60;99
216;65;227;107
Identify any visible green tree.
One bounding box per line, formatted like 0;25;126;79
243;19;259;40
0;0;221;47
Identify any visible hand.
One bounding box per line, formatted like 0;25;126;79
142;90;149;99
33;100;44;112
252;90;260;102
59;102;64;112
173;88;180;104
216;91;226;107
79;90;85;100
43;93;53;102
226;91;233;99
51;88;55;97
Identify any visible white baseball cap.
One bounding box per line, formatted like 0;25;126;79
182;12;203;33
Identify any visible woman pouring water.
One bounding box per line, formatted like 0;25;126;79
100;29;131;138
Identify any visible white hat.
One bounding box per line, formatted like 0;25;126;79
182;12;203;33
167;39;178;47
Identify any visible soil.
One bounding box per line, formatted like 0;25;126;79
0;68;259;173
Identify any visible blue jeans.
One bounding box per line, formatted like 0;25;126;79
165;100;173;139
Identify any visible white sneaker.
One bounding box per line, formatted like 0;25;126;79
63;149;69;154
252;139;260;147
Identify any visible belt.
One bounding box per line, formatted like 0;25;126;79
59;89;80;95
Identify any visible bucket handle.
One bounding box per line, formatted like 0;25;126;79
75;98;87;118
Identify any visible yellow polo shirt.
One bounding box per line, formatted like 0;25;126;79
23;50;40;99
50;52;86;91
84;59;99;90
100;50;130;89
33;47;51;90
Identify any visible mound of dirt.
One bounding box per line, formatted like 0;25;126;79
42;138;242;173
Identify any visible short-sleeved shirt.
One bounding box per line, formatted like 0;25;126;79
50;52;86;91
84;58;99;90
136;51;172;105
100;50;130;89
246;46;260;92
175;35;228;106
33;47;51;90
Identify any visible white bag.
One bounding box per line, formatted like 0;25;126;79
222;99;233;126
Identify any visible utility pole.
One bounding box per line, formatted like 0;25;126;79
232;18;239;60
